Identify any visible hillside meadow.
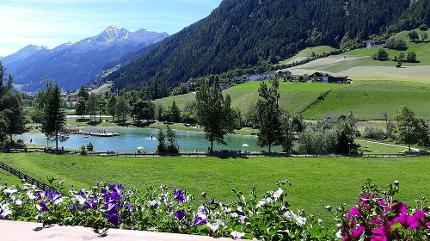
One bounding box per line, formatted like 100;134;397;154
155;80;430;120
1;153;430;226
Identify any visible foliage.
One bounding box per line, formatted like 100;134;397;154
394;106;429;150
115;96;130;124
406;52;418;63
75;98;87;118
374;49;389;61
156;129;166;153
0;61;26;148
256;79;283;153
362;126;388;141
166;126;179;154
385;38;408;51
38;82;66;150
280;113;294;154
195;80;234;152
169;101;181;123
132;99;155;124
0;181;332;240
337;180;430;241
408;30;420;42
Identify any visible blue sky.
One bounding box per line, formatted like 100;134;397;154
0;0;222;56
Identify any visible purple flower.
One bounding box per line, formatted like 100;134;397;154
193;215;207;226
108;184;124;195
37;202;48;212
175;210;186;220
106;210;123;226
173;189;186;203
347;207;361;218
85;198;97;209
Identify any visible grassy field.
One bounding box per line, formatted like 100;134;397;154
289;29;430;83
155;81;347;114
1;153;429;226
0;168;21;186
356;139;408;154
302;80;430;120
279;45;336;65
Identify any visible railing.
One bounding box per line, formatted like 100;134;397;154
1;147;425;159
0;161;55;190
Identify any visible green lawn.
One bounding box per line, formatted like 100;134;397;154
356;139;408;154
1;153;430;226
303;80;430;120
0;168;21;186
155;81;347;114
279;45;337;65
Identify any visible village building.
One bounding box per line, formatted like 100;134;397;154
310;72;351;84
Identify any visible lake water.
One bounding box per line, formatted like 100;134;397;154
16;127;273;153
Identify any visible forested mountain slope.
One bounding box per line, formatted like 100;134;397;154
106;0;430;90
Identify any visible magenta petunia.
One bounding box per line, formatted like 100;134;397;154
351;225;365;238
348;207;361;218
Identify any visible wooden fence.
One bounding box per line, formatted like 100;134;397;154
0;161;55;190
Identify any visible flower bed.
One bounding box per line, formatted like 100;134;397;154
1;180;429;240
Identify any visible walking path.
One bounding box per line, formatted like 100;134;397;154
358;139;420;152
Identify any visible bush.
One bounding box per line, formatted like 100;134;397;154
385;38;408;51
374;48;389;61
362;126;387;140
419;23;429;31
296;129;337;155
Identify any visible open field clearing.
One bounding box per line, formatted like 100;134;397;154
1;153;430;225
356;139;410;154
279;45;336;65
303;80;430;120
155;82;347;114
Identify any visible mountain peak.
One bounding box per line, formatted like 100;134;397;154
96;25;129;43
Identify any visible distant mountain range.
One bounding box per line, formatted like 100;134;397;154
104;0;430;91
1;26;168;92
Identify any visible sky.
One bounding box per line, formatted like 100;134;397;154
0;0;222;57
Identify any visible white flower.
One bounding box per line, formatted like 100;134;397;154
75;195;85;205
239;215;246;224
237;206;243;212
54;197;64;205
0;203;12;219
15;199;22;206
4;188;17;196
231;231;245;239
273;188;283;200
207;220;224;233
335;230;343;239
256;198;273;208
283;210;307;226
230;212;238;218
148;200;160;207
27;192;36;200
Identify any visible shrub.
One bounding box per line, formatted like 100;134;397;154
362;126;387;140
296;129;337;155
374;49;389;61
385;38;407;51
419;23;429;31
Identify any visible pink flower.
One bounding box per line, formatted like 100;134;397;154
348;207;361;218
351;225;365;238
394;213;409;228
371;226;388;241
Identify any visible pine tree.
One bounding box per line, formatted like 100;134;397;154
170;101;181;123
157;129;166;153
41;83;66;150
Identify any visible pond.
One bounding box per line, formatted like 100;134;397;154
16;127;278;153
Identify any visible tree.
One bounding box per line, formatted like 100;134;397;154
394;106;419;152
107;96;117;122
156;129;166;153
86;93;99;122
419;23;429;31
406;52;417;63
75;98;86;118
166;126;179;153
40;83;66;150
115;96;129;124
133;99;155;123
97;96;106;123
195;80;234;152
420;32;428;42
375;48;389;61
256;79;283;153
408;31;419;42
280;112;294;154
77;86;89;100
170;101;181;123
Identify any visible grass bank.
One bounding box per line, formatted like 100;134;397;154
1;153;429;226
